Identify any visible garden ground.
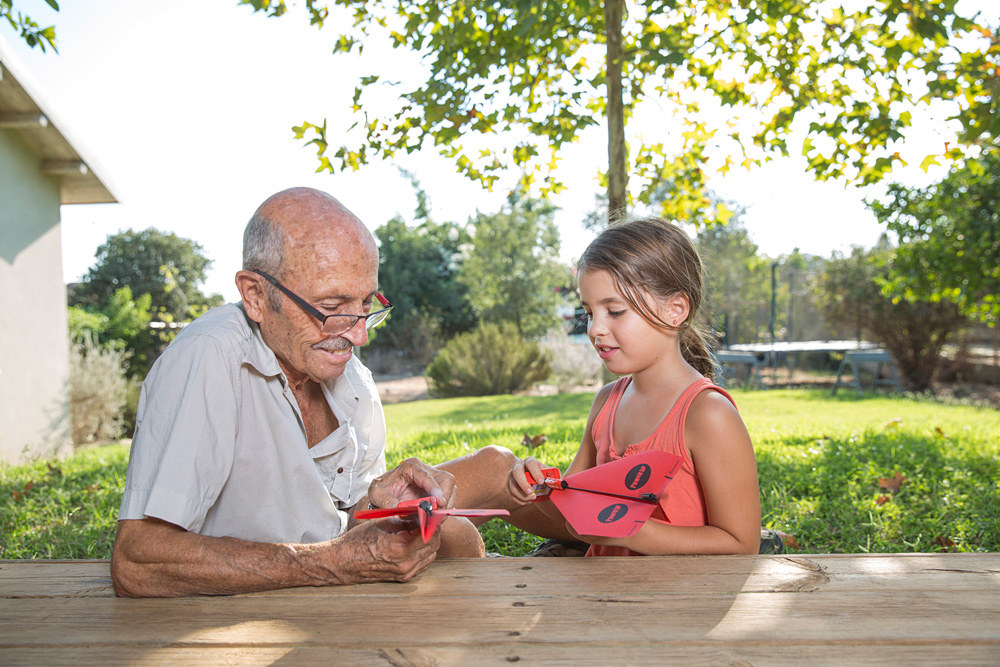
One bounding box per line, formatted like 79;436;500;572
374;372;604;404
374;371;1000;408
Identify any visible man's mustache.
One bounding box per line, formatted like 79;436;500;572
312;338;353;352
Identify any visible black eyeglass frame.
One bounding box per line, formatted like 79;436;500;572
252;270;393;335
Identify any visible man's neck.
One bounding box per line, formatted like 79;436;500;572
278;359;315;394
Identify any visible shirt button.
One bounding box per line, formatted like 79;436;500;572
337;467;344;474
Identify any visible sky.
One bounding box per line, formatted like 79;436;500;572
3;0;991;303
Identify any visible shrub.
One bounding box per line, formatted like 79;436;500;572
541;333;603;393
69;335;129;446
425;322;551;397
122;378;143;438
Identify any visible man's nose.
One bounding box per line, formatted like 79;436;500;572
342;318;369;347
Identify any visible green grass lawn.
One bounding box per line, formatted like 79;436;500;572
2;389;998;558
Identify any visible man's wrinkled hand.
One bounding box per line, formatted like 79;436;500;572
328;516;440;584
368;457;458;510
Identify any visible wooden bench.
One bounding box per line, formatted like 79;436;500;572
716;350;767;389
1;555;998;663
832;349;903;396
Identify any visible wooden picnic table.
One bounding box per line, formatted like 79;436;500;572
2;553;998;664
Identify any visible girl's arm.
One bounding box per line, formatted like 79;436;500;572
577;391;761;555
506;383;614;521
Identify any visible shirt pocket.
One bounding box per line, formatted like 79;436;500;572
311;424;359;506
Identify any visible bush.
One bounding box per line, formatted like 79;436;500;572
122;378;143;438
69;336;129;446
541;333;603;393
425;322;551;397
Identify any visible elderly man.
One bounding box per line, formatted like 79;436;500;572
110;187;513;597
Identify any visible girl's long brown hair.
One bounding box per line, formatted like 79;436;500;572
578;218;716;380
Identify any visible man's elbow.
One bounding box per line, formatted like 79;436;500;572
110;528;173;598
110;544;151;597
110;549;135;597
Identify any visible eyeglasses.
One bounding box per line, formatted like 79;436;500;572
252;270;393;336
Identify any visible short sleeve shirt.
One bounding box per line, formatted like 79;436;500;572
118;303;387;544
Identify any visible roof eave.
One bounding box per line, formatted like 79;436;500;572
0;36;120;205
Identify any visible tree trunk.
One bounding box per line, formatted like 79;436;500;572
605;0;627;225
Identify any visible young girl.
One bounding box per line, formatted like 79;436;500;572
508;218;761;556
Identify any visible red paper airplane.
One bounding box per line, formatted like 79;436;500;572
354;497;510;543
525;450;684;538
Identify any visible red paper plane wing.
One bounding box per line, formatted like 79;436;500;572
416;507;443;543
354;497;509;542
353;506;419;520
419;508;511;543
549;451;685;538
564;450;683;499
435;508;513;518
549;490;657;538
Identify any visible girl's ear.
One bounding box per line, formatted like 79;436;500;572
663;293;691;327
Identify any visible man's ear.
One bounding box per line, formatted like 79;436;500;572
235;270;268;323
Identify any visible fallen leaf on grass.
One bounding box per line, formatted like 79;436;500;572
521;434;547;451
933;536;957;551
876;495;891;505
11;481;37;502
878;471;907;493
776;531;800;549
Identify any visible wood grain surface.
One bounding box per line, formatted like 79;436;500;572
2;554;998;665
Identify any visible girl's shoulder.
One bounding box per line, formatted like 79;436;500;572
685;385;748;449
688;383;739;419
690;385;738;413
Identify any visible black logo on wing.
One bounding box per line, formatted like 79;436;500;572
624;463;652;490
598;503;629;523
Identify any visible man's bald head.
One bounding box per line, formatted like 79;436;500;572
242;187;378;311
244;187;373;273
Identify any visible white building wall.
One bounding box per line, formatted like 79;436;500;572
0;128;73;464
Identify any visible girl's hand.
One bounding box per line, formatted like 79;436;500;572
566;523;623;549
506;456;547;505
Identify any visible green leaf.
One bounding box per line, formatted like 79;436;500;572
919;154;941;172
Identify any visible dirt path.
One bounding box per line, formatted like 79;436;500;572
374;372;1000;408
373;374;606;404
374;374;430;404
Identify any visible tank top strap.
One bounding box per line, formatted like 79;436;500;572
592;377;632;463
652;377;736;454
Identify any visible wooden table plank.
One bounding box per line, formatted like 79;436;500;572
2;554;998;666
4;554;998;599
2;590;998;645
2;643;999;667
0;559;115;598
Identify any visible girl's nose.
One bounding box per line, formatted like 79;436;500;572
587;314;607;337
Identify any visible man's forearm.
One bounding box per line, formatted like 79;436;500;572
111;516;436;597
111;519;355;597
